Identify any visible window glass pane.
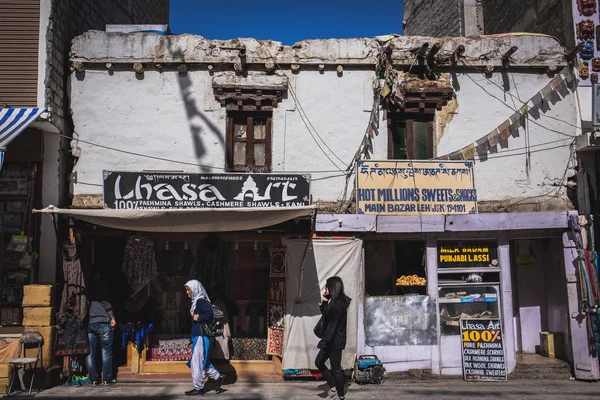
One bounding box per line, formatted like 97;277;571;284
234;118;247;139
391;120;407;159
254;118;266;140
414;121;430;159
254;143;265;166
234;142;246;165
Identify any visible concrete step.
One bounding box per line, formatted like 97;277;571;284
510;354;572;380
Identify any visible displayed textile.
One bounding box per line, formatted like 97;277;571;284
231;338;268;360
270;248;287;277
57;241;87;330
148;335;192;361
120;322;154;354
268;278;285;303
158;242;193;276
194;237;231;296
267;302;285;330
0;339;20;362
281;238;362;370
122;236;158;298
266;328;284;357
55;315;90;356
212;298;231;360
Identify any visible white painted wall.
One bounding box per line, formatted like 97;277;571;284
70;67;577;204
438;71;577;202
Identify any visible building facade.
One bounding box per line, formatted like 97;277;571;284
49;29;597;380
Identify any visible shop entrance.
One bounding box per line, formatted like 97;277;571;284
92;233;277;376
510;238;569;362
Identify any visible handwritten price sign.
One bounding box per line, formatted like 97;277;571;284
460;319;507;381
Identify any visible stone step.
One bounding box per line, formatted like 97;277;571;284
510;354;572;380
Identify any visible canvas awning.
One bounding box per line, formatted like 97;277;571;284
0;108;46;168
34;205;315;233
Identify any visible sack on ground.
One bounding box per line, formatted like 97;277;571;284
202;303;225;337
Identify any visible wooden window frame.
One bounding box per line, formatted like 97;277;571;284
226;111;272;172
387;115;435;160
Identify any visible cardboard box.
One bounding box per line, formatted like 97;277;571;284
23;326;55;369
0;377;8;394
22;285;54;307
540;331;555;358
0;364;11;379
22;307;54;327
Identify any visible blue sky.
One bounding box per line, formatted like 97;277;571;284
169;0;404;45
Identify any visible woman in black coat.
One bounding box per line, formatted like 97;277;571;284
315;276;351;400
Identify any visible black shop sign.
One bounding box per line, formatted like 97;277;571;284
460;318;507;381
103;171;311;209
438;241;498;269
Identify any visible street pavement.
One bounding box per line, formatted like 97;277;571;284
30;379;600;399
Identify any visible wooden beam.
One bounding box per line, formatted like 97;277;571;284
315;214;376;232
444;212;569;231
377;215;445;233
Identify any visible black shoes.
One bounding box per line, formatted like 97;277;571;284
215;374;226;393
185;388;207;396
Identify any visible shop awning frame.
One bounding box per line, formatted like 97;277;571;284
34;205;315;233
0;107;47;169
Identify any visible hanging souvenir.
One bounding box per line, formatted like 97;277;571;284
270;248;287;277
580;41;595;60
267;302;285;330
578;19;595;40
581;61;591;80
578;0;597;16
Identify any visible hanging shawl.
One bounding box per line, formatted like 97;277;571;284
122;236;159;298
57;241;87;331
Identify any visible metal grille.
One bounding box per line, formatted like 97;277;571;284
0;0;40;107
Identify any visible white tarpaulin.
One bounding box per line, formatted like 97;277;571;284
34;205;314;232
282;238;362;370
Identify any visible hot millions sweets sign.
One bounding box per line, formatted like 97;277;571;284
356;160;477;215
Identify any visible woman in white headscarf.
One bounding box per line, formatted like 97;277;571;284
184;280;225;396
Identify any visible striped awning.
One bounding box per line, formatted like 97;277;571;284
0;108;46;168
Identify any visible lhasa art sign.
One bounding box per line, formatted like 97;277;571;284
356;160;477;215
102;171;311;209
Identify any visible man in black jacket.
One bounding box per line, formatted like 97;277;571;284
315;277;351;400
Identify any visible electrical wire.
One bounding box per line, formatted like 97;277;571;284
461;60;579;132
47;131;343;174
262;48;350;172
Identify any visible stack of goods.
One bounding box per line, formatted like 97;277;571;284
148;335;191;361
395;275;426;286
21;284;56;369
231;338;269;360
440;309;494;327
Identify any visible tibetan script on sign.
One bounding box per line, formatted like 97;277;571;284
356;160;477;215
102;171;311;209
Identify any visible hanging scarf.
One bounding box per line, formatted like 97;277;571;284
185;279;210;317
58;241;87;330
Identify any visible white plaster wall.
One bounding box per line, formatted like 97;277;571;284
70;68;371;202
70;67;577;203
438;71;577;202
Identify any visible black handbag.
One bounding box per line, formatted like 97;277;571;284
313;316;324;338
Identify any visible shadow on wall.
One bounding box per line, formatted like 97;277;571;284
165;36;225;173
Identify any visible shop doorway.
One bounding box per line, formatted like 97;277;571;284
510;238;569;361
90;233;277;376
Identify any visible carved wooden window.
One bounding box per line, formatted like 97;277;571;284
387;115;434;160
226;112;272;172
